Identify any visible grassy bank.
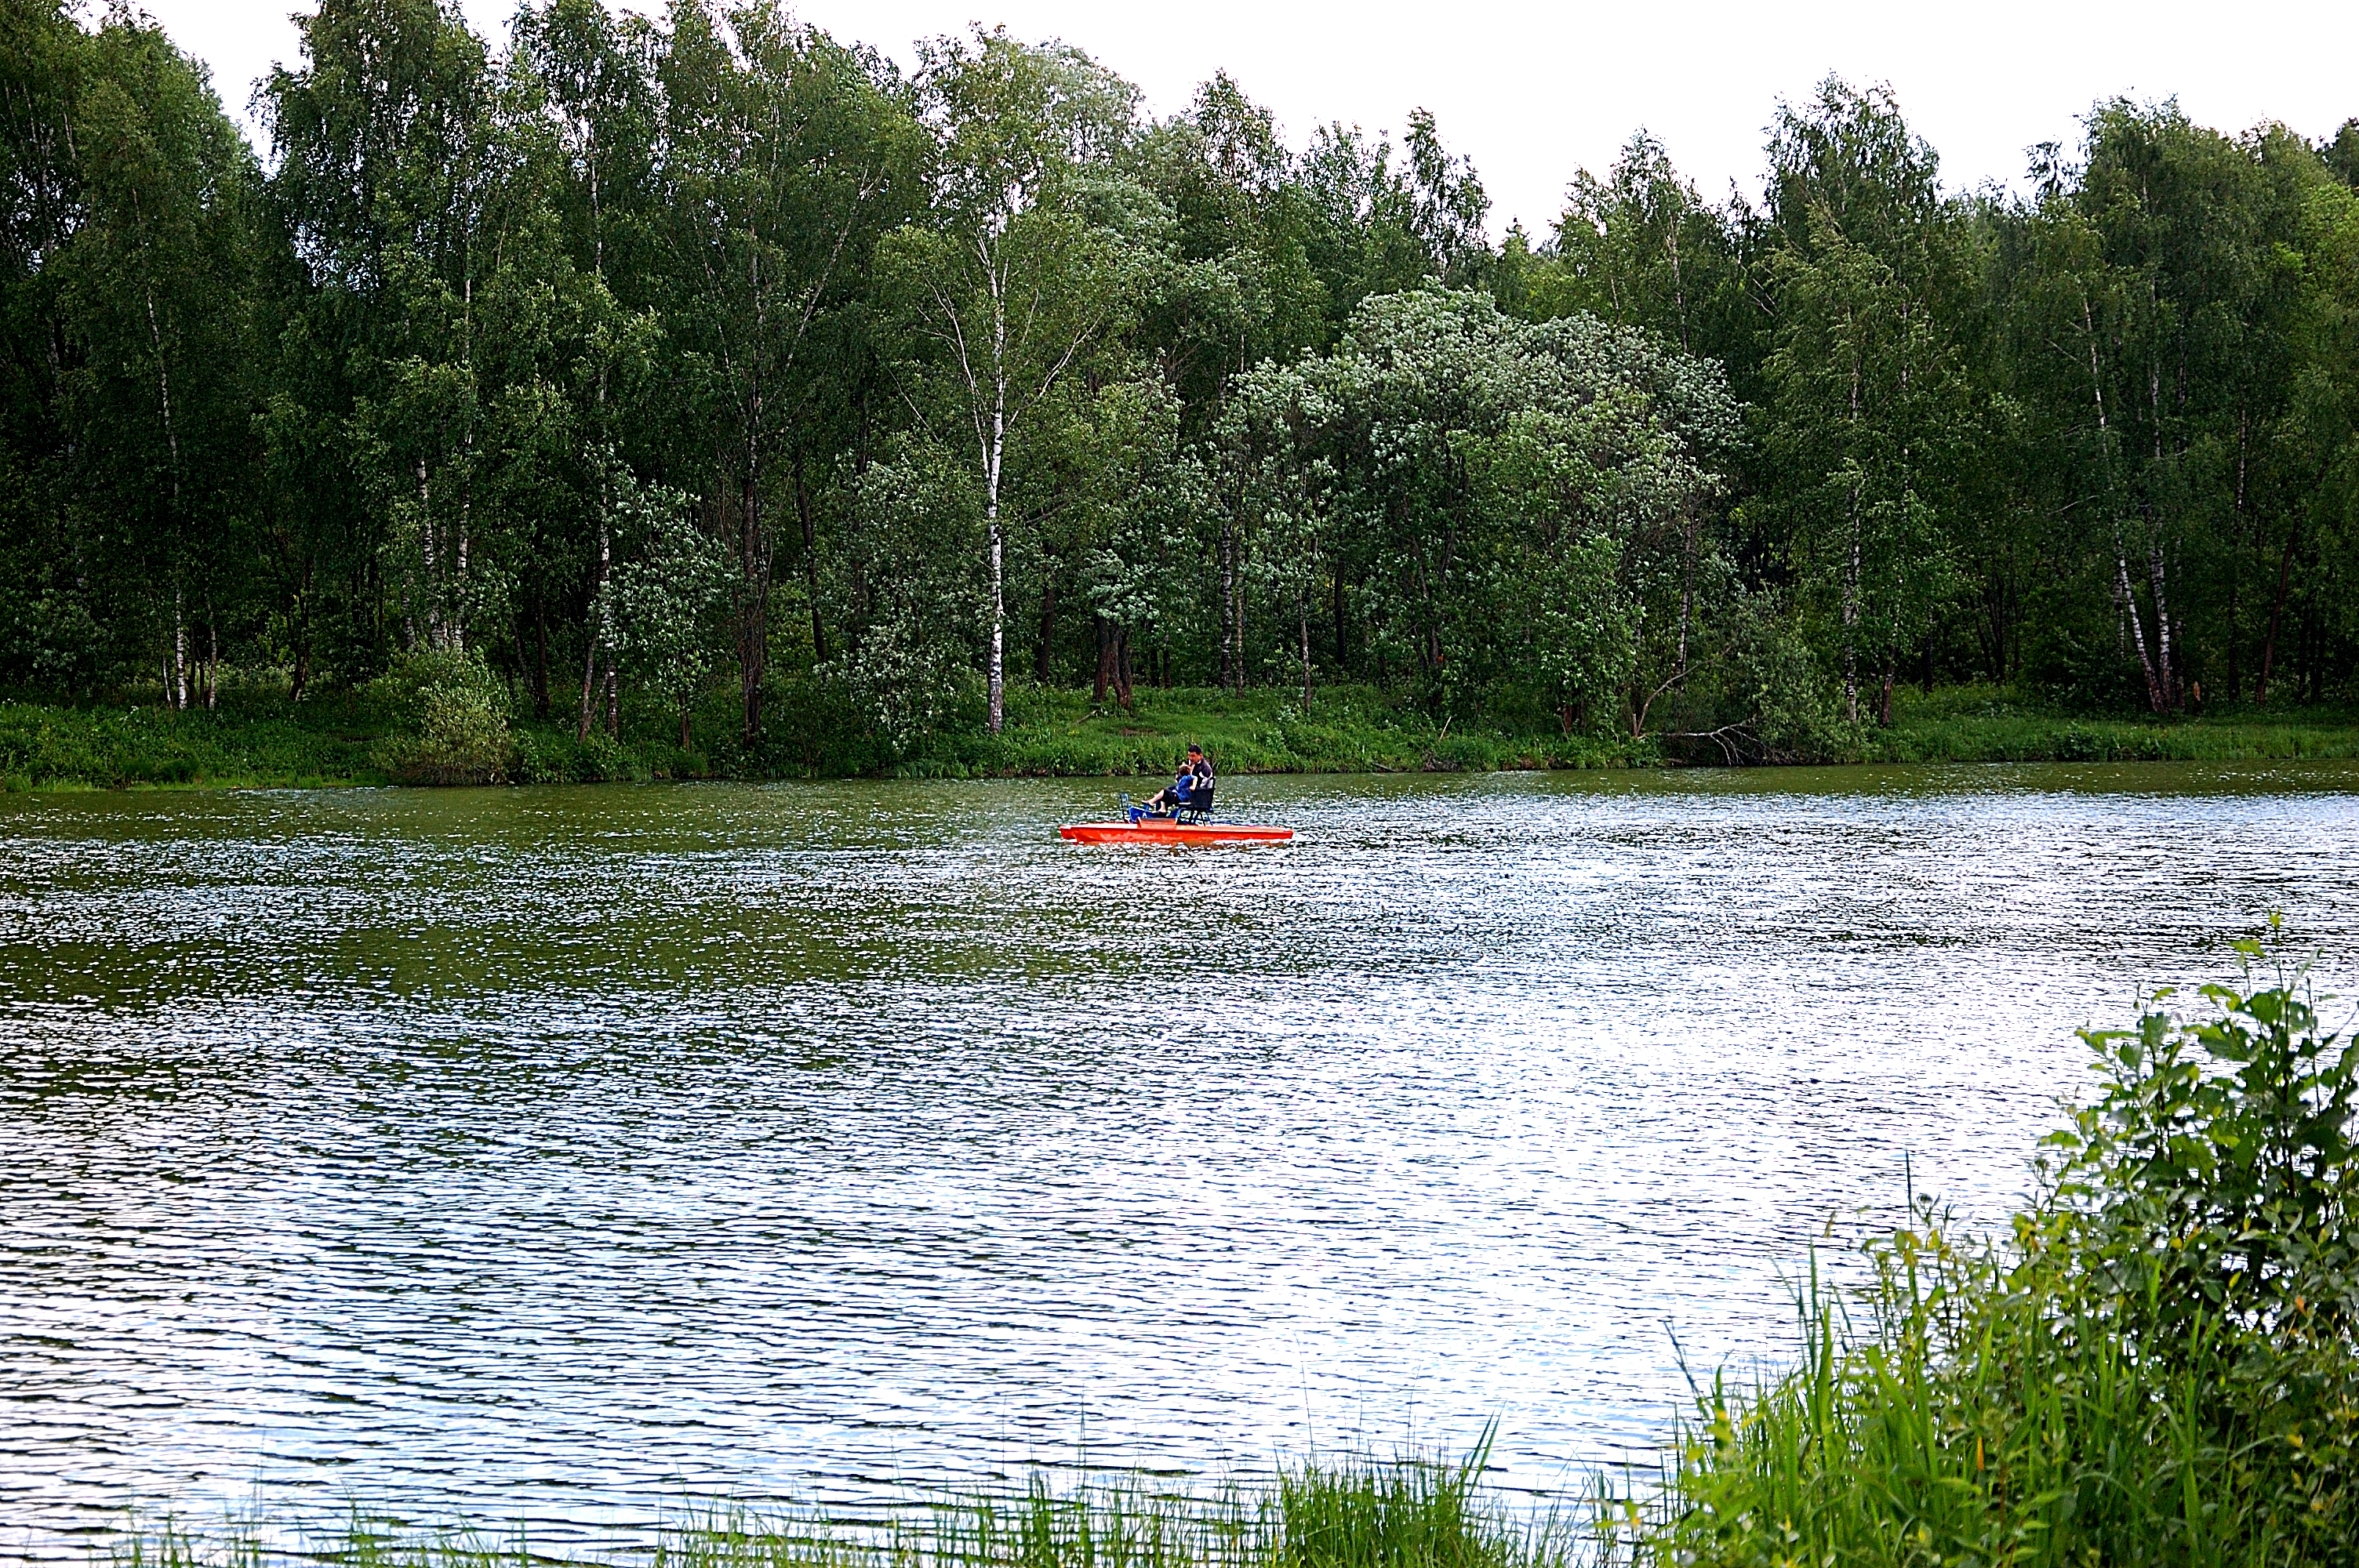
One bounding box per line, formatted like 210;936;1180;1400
1862;683;2359;764
109;1450;1561;1568
5;681;2359;789
0;698;390;789
0;682;1644;790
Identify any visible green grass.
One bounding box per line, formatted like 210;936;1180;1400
0;695;391;789
103;1450;1564;1568
1866;683;2359;764
1598;1228;2258;1568
7;678;2359;789
0;692;728;791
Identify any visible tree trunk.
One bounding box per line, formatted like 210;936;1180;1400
291;622;308;705
1678;529;1694;681
417;457;441;651
985;270;1009;735
794;452;825;663
579;506;609;742
2256;528;2295;704
1218;516;1237;691
740;470;769;748
146;280;193;702
1034;574;1058;684
1299;602;1314;710
1842;322;1860;726
533;598;550;721
1332;572;1347;676
2115;549;2164;713
290;557;312;705
1093;616;1112;703
1230;539;1247;695
2227;408;2247;699
1841;486;1859;725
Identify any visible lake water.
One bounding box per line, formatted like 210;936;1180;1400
3;764;2357;1555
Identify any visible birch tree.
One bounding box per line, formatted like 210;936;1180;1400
1758;78;1972;725
885;27;1140;732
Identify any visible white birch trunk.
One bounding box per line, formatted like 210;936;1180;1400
986;263;1008;735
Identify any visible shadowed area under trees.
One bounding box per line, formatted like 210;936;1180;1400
4;0;2358;781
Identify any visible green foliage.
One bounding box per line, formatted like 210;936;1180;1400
370;649;515;785
5;682;2359;789
838;438;987;754
2043;941;2359;1557
1714;590;1850;762
7;0;2359;764
598;459;730;737
1220;289;1738;733
1611;942;2359;1568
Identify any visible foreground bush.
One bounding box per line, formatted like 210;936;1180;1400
1612;930;2359;1568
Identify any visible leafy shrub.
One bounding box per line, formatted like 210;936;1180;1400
511;726;636;784
2044;935;2359;1558
1617;931;2359;1568
370;650;513;786
1720;593;1852;762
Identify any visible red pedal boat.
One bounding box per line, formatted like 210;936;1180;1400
1060;818;1293;845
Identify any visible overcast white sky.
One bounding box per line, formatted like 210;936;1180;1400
135;0;2359;235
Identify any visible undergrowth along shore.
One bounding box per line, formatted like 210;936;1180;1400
109;1450;1560;1568
4;680;2359;789
103;941;2359;1566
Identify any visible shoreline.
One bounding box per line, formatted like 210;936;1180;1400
4;687;2357;792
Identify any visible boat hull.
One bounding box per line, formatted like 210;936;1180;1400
1059;820;1293;845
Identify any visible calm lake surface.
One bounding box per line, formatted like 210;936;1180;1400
4;764;2358;1552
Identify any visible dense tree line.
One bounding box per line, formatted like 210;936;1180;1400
4;0;2357;761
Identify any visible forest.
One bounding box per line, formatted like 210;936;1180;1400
4;0;2358;778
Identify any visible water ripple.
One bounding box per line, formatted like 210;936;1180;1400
2;764;2356;1552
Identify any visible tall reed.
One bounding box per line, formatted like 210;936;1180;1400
104;1447;1559;1568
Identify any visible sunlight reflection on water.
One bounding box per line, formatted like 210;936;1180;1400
2;763;2357;1552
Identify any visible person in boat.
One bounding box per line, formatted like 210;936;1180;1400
1141;764;1197;818
1141;746;1213;818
